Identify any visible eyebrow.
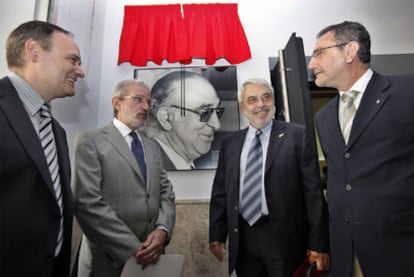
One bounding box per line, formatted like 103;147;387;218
196;101;222;110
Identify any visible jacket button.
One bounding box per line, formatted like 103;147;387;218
344;152;351;159
234;228;238;233
345;184;352;191
234;206;238;211
344;218;349;225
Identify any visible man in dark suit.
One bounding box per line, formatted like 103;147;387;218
309;21;414;276
0;21;85;276
209;77;329;276
73;79;175;277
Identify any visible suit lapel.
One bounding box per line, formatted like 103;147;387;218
0;80;55;193
103;124;146;184
347;73;391;148
228;129;246;198
265;121;287;173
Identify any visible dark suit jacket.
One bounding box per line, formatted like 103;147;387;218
209;120;329;275
315;72;414;277
0;77;74;277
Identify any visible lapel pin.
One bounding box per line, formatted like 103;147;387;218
278;133;285;138
376;99;381;104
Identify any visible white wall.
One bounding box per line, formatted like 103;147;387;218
2;0;414;200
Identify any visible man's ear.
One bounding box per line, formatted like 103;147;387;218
25;39;41;63
345;41;359;63
157;107;172;131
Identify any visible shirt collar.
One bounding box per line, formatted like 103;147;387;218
113;117;134;138
339;68;374;104
8;72;44;116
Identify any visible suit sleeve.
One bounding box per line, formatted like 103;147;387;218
152;141;176;238
73;132;140;267
300;128;329;253
209;138;229;243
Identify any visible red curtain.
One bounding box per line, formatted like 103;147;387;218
118;4;189;66
183;3;251;65
118;3;251;66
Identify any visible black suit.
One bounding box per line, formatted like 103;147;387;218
209;120;328;276
315;72;414;276
0;77;74;276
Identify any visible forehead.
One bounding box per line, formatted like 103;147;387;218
127;83;150;96
51;32;81;55
243;83;270;97
173;77;219;107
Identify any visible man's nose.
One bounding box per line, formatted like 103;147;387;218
207;111;221;130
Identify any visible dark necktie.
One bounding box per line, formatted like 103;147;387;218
240;129;263;226
39;104;63;256
130;131;147;182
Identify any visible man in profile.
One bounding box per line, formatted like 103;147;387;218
144;71;224;170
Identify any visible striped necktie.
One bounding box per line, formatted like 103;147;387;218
341;90;360;144
39;104;64;256
240;129;263;226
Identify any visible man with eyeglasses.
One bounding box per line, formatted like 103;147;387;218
72;79;175;277
309;21;414;277
144;70;223;170
209;77;329;277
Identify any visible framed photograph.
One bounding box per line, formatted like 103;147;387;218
134;66;240;170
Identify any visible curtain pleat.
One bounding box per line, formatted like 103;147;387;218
183;3;251;65
118;5;189;66
118;3;251;66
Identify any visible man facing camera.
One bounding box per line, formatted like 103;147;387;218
209;78;329;277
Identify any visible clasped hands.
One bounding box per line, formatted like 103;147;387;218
135;229;167;269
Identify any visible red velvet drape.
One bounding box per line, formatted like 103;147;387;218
118;4;189;66
183;3;251;65
117;3;251;66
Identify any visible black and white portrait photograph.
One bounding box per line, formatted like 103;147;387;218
134;66;240;170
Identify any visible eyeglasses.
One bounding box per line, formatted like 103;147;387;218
120;95;150;105
170;104;225;122
311;42;350;58
245;92;273;105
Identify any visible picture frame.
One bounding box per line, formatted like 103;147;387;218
134;66;240;170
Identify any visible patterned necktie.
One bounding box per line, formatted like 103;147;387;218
240;129;263;226
341;90;360;144
130;132;147;182
39;104;63;256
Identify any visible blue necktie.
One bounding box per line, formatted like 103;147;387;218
240;129;263;226
129;132;147;182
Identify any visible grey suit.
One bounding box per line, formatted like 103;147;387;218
73;123;175;277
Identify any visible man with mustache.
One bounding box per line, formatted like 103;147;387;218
209;77;329;276
73;79;176;277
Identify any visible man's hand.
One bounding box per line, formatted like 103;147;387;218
307;250;329;271
135;229;167;269
209;241;226;262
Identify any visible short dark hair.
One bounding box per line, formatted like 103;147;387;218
6;20;72;69
317;21;371;64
